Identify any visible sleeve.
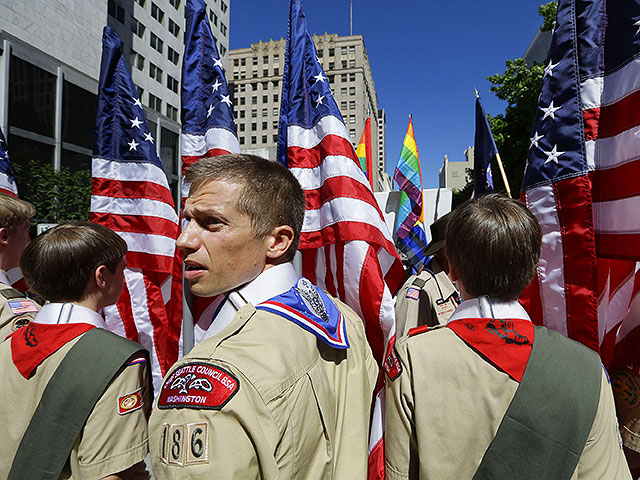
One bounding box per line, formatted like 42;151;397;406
70;357;152;480
0;294;39;339
150;360;281;480
395;277;437;338
384;340;419;480
611;365;640;454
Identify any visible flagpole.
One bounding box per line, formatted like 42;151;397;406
474;89;512;198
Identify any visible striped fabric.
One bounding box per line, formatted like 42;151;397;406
90;27;180;393
277;2;404;478
395;116;428;272
520;0;640;370
0;128;18;198
356;117;374;189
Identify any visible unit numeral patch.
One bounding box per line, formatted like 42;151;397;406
159;422;209;466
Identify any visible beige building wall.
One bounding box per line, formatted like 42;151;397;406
439;146;474;191
228;33;386;191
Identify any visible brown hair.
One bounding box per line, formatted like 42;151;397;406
0;193;35;231
21;222;127;302
185;154;306;261
445;194;541;301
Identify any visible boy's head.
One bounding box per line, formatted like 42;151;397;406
0;194;35;271
445;194;541;301
21;222;127;303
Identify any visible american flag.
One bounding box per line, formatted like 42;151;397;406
0;127;18;198
277;1;404;477
520;0;640;371
180;0;240;339
91;27;181;392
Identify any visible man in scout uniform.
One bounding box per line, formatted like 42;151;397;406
0;222;152;480
0;193;39;338
149;154;378;479
385;194;631;479
612;364;640;477
394;211;460;337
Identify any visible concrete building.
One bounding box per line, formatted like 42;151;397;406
439;146;474;191
377;108;386;177
0;0;229;206
228;33;387;191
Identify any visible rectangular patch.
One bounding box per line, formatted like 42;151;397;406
185;423;209;465
158;362;239;410
8;300;37;314
118;388;143;415
405;288;420;300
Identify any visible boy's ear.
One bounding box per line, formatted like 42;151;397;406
94;265;108;289
0;227;9;245
447;263;459;283
265;225;295;260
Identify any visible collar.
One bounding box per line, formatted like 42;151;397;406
0;269;9;286
194;262;299;344
34;303;109;329
448;296;531;323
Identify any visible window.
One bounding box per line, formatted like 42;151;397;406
262;121;268;130
340;101;347;110
273;54;279;63
131;18;146;38
239;110;245;118
252;57;258;65
240;84;246;92
135;0;146;7
239;124;245;132
220;22;227;37
151;2;164;23
168;18;180;37
349;129;356;138
167;75;179;94
263;55;268;63
169;0;180;9
149;63;162;82
328;75;334;83
272;107;278;115
272;120;278;129
130;50;145;71
341;74;347;82
219;45;226;56
262;95;268;103
166;103;178;121
262;108;268;116
349;86;355;95
149;93;162;112
341;87;347;95
341;47;347;55
251;136;256;144
251;96;257;105
233;72;239;80
168;46;180;65
150;32;163;53
251;122;257;131
349;100;356;109
349;59;355;67
349;46;356;54
261;135;267;143
209;10;218;26
349;73;356;81
221;0;228;13
240;137;245;145
239;97;246;105
233;59;239;66
273;94;278;102
263;69;268;77
317;50;323;58
262;81;269;89
273;134;278;142
252;70;258;78
349;115;356;124
240;58;246;66
328;63;334;70
274;67;279;76
108;0;125;23
61;81;97;150
329;48;335;56
251;109;257;118
136;86;144;101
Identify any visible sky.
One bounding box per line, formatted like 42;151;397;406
228;0;547;189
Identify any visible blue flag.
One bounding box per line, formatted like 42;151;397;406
473;94;497;197
0;127;18;197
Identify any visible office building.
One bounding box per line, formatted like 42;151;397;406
439;146;474;191
228;33;387;191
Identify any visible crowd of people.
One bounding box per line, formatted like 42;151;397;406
0;153;637;479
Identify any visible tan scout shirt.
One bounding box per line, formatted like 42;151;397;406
0;330;151;479
149;298;378;479
394;260;459;337
0;282;39;340
385;326;631;479
612;364;640;453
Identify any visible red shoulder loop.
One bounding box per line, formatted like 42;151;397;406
408;325;430;337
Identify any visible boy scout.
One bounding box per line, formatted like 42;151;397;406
385;194;631;479
149;154;378;479
0;193;39;337
394;212;460;336
0;222;151;480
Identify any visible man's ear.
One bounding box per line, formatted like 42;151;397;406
94;265;108;289
447;262;459;283
265;225;295;260
0;227;9;246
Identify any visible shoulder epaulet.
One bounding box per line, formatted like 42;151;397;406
408;325;430;337
0;287;26;300
411;269;436;289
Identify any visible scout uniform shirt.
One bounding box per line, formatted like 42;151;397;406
149;264;378;479
385;297;631;480
0;269;39;339
394;257;460;337
611;363;640;454
0;303;151;479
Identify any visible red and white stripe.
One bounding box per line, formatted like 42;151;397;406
0;171;17;197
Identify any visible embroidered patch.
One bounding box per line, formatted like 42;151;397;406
158;362;239;410
611;370;640;408
383;337;402;381
126;354;147;367
295;277;330;321
8;300;37;315
118;388;144;415
405;288;420;300
159;422;209;465
11;314;31;331
435;298;456;319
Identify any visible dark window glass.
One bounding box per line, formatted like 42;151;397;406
160;127;178;176
62;81;96;150
61;149;91;173
9;55;56;137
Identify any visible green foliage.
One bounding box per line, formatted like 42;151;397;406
12;160;91;222
538;2;558;32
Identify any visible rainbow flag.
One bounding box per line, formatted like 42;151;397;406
394;116;428;272
355;117;374;189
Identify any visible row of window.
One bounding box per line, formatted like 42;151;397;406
233;67;280;80
232;94;279;106
145;91;178;121
230;81;281;92
232;107;279;119
233;54;282;67
207;9;228;37
237;134;278;146
317;45;357;57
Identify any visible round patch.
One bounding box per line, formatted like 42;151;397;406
611;370;640;408
121;395;138;409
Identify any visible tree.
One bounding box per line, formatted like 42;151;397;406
452;2;557;206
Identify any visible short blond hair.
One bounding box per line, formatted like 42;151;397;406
0;193;35;231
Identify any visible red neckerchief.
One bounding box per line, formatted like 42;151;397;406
447;318;535;382
9;322;95;379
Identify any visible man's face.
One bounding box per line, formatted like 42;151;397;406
177;179;271;297
5;220;30;270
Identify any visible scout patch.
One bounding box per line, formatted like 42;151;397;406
383;336;402;381
612;369;640;408
256;277;349;349
435;298;456;319
118;388;144;415
405;287;420;300
158;362;239;410
159;422;209;466
8;299;38;315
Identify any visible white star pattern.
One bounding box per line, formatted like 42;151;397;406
144;132;154;143
211;79;222;93
315;94;325;107
541;101;562;120
128;139;139;151
530;131;544;149
544;60;559;78
133;97;143;108
220;94;232;107
543;145;565;164
207;104;215;117
313;73;326;84
212;56;224;69
635;19;640;36
130;117;143;129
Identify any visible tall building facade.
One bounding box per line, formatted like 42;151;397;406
228;33;387;191
439;146;474;191
0;0;229;209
